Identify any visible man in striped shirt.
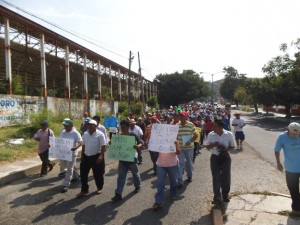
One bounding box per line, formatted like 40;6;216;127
177;111;198;188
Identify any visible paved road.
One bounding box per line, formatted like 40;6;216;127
242;115;286;167
0;150;213;225
0;115;291;225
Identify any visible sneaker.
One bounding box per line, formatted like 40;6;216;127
40;173;47;177
177;183;183;189
76;191;88;199
61;186;68;193
134;187;140;194
240;143;243;150
58;172;66;177
138;162;143;165
111;194;122;203
211;200;221;209
171;195;177;200
152;203;163;211
186;177;193;182
95;189;102;195
223;196;230;202
48;162;55;172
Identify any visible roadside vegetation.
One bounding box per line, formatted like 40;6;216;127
0;109;83;163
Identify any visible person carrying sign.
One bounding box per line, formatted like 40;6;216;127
33;120;55;177
111;120;143;203
153;140;181;210
77;119;107;198
144;116;161;176
176;111;198;188
59;118;82;193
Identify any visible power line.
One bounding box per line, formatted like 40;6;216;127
0;0;128;60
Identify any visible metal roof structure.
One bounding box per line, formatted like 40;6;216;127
0;5;156;101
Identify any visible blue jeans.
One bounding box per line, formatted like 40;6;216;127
177;148;194;184
155;165;178;205
210;153;231;202
286;171;300;211
115;161;141;195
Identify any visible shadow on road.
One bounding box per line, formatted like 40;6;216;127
244;116;288;132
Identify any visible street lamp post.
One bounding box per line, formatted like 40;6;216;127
199;71;223;105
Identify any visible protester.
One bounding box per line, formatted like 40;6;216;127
80;112;89;134
33;120;55;177
58;118;82;193
206;120;236;208
204;115;213;138
274;122;300;216
77;119;107;198
231;112;246;149
176;111;198;188
108;115;119;140
93;115;109;145
153;140;180;210
130;119;144;165
111;120;143;203
144;115;161;175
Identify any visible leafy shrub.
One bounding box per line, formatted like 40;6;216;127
241;106;251;112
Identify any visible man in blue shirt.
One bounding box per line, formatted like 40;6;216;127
274;122;300;216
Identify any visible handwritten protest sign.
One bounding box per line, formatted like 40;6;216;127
195;127;202;143
104;117;117;128
148;124;179;153
49;137;73;162
108;135;136;162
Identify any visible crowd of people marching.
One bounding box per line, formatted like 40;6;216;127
33;102;244;210
33;101;300;215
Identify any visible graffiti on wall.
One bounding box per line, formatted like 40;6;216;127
0;94;115;127
0;95;45;126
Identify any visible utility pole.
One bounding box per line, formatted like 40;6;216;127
128;51;134;115
138;52;145;112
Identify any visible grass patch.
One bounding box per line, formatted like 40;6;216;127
0;118;82;164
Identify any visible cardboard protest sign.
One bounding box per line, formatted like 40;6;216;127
148;124;179;153
104;117;117;128
195;127;202;143
49;137;73;162
108;135;136;162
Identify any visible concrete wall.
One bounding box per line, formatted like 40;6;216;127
0;94;117;126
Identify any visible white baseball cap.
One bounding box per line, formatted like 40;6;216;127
87;119;97;125
288;122;300;133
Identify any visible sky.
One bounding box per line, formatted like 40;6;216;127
2;0;300;82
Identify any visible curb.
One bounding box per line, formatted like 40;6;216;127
0;159;60;186
0;156;116;187
211;208;223;225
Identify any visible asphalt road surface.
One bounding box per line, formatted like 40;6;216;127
0;115;290;225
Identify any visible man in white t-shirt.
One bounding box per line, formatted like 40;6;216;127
129;119;144;164
77;119;106;199
231;112;246;149
206;120;236;208
59;119;83;193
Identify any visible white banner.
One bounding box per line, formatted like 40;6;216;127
49;137;73;162
148;124;179;153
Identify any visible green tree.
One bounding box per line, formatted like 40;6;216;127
234;87;249;105
156;70;209;107
12;73;25;95
262;39;300;117
146;96;158;110
219;66;247;105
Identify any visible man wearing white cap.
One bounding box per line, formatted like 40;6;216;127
59;118;82;193
274;122;300;216
77;119;107;198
